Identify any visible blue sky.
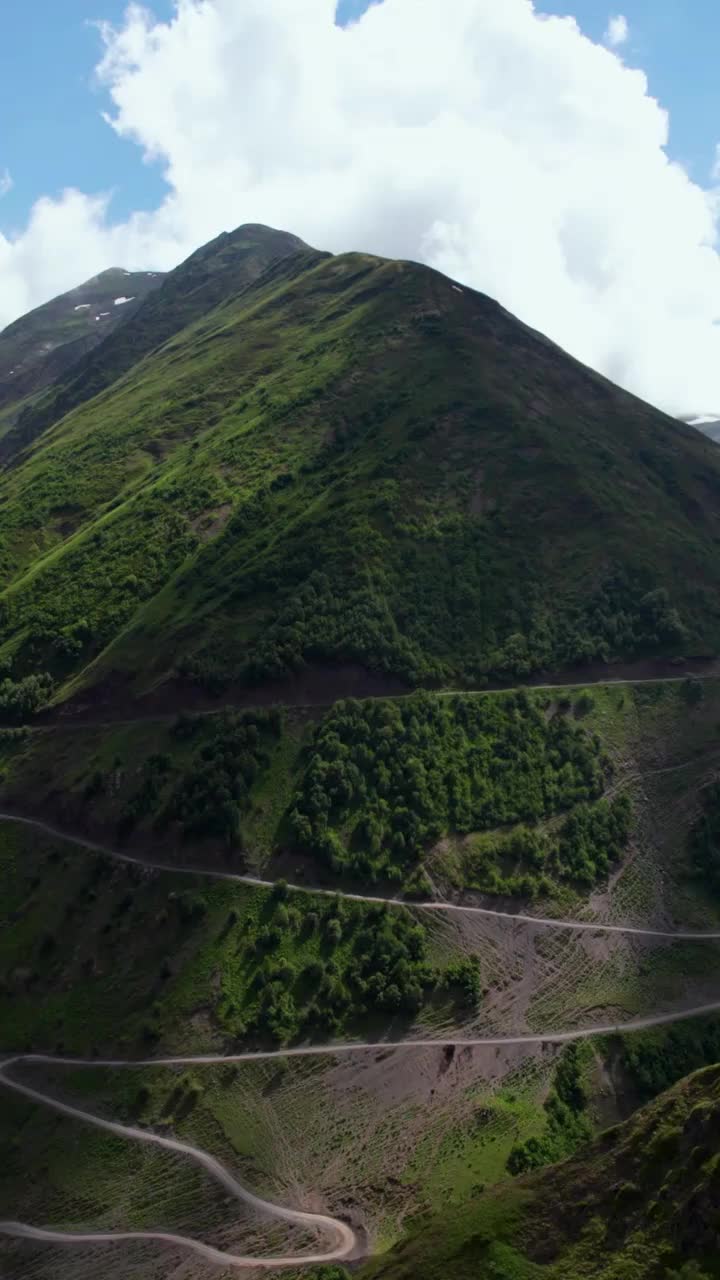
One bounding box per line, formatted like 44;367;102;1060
1;0;718;238
0;1;170;230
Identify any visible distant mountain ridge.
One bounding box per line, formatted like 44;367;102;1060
0;267;165;434
1;225;315;465
682;413;720;443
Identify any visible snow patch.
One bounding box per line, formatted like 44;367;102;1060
114;296;136;306
452;285;463;293
689;415;720;426
74;304;91;311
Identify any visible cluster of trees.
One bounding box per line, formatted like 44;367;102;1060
117;752;172;840
567;577;686;661
115;710;281;844
0;670;53;722
465;795;632;897
244;897;436;1042
290;692;606;880
555;794;632;887
238;444;688;679
243;568;433;687
220;892;481;1045
179;518;690;694
507;1044;591;1174
1;491;199;680
620;1019;720;1103
443;957;482;1007
166;709;282;844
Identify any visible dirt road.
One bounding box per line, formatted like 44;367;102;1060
2;807;720;941
4;994;720;1267
0;1055;357;1269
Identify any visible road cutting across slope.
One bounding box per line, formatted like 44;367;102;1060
3;710;720;1271
37;659;720;729
2;800;720;941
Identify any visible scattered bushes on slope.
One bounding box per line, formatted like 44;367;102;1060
117;708;282;844
507;1043;592;1174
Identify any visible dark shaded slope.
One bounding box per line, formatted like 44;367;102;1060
2;224;317;463
82;250;720;702
0;268;164;431
362;1063;720;1279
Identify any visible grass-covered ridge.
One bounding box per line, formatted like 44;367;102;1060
0;227;719;708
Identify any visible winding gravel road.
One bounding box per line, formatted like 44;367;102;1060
0;1056;357;1269
5;993;720;1268
3;702;720;1271
34;659;720;730
2;807;720;940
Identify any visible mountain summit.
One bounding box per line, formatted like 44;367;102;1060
0;223;718;713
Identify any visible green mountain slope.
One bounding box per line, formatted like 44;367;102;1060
5;224;720;1280
362;1062;720;1280
0;267;164;435
0;224;719;717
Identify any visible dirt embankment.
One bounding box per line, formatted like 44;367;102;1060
33;654;720;730
43;663;412;726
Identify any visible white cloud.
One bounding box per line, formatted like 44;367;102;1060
0;169;13;198
605;14;629;47
0;0;719;414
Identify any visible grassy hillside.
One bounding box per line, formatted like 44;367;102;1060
361;1062;720;1279
4;673;720;1277
0;228;718;715
8;223;314;460
0;818;477;1054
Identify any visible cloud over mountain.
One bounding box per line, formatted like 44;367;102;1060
1;0;720;413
